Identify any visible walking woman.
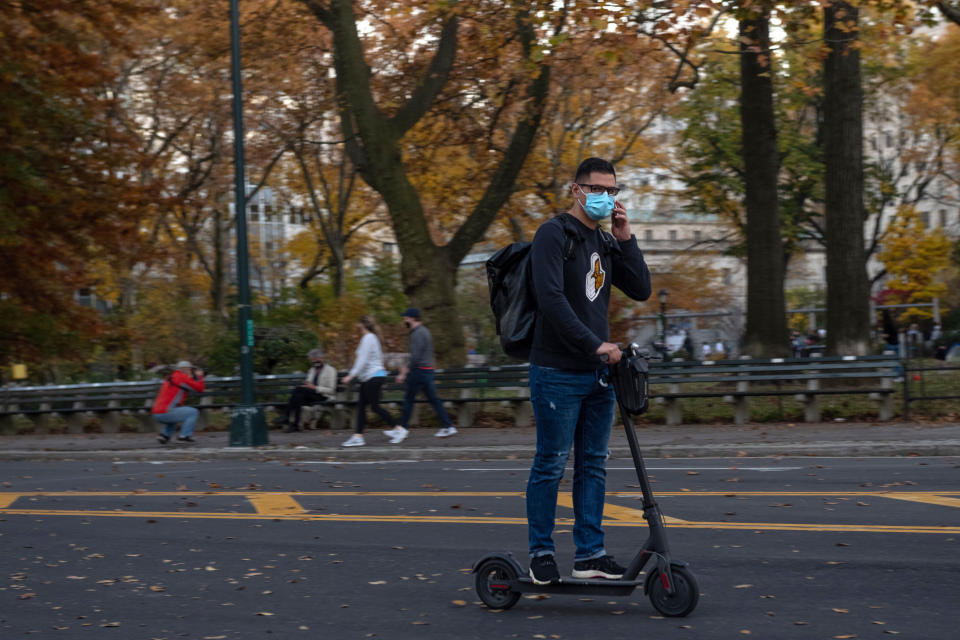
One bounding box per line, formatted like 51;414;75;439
340;315;399;447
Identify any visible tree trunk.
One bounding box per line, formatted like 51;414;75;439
739;6;789;358
823;2;870;356
306;0;551;366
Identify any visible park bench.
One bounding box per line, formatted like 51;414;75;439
650;354;899;425
0;366;535;435
0;356;899;434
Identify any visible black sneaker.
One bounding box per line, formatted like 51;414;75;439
528;554;560;585
572;555;625;580
157;433;170;445
176;436;196;444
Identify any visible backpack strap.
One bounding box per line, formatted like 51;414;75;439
556;213;619;258
555;214;579;262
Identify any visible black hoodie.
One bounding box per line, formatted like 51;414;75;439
529;213;651;370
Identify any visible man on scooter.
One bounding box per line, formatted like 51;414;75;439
525;157;652;584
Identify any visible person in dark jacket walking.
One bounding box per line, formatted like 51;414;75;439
525;157;651;585
382;308;455;444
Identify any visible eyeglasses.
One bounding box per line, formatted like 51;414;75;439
576;183;620;197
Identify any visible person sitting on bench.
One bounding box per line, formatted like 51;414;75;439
275;348;337;432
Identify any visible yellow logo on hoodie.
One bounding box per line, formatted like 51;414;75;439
585;252;605;301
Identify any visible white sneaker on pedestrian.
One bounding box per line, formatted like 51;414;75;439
434;427;457;438
342;434;365;447
388;426;408;444
383;425;402;438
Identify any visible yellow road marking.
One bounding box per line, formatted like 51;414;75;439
1;491;958;535
0;507;957;535
3;490;958;498
556;493;688;525
877;493;960;509
246;493;306;516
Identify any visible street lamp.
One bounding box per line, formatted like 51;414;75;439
658;289;669;346
227;0;267;446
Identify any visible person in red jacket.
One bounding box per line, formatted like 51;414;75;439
152;360;205;444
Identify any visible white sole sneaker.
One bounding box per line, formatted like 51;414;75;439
342;438;365;447
389;432;408;444
434;427;457;438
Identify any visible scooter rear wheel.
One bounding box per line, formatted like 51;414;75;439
475;558;521;610
646;565;699;617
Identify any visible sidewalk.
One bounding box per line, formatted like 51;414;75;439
2;420;959;461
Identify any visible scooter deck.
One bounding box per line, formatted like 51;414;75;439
509;576;642;597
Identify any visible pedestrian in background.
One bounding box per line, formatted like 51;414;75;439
275;348;337;432
152;360;205;444
341;315;399;447
383;308;456;444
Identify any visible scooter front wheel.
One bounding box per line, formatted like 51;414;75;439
475;558;521;610
646;565;699;617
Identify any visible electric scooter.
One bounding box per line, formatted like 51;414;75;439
473;344;700;617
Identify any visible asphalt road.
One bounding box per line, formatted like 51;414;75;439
2;455;958;639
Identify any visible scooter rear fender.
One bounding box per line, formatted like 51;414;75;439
472;552;525;575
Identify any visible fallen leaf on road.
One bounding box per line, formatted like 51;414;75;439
368;580;387;585
451;600;467;607
733;584;753;589
833;608;849;613
255;612;274;616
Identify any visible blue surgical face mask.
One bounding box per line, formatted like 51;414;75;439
581;190;615;221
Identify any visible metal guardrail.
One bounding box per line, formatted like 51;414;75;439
0;357;903;432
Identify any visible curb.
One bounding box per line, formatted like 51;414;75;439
2;440;959;462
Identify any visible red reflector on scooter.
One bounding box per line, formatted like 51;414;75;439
660;573;670;590
491;583;509;589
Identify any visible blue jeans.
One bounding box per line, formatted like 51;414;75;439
153;406;199;438
526;364;615;561
399;368;451;429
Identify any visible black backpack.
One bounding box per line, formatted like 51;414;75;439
485;216;579;360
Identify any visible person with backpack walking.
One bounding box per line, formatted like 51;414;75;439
152;360;206;444
340;315;400;447
383;308;455;444
525;157;651;585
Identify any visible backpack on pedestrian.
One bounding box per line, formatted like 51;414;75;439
485;215;613;360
